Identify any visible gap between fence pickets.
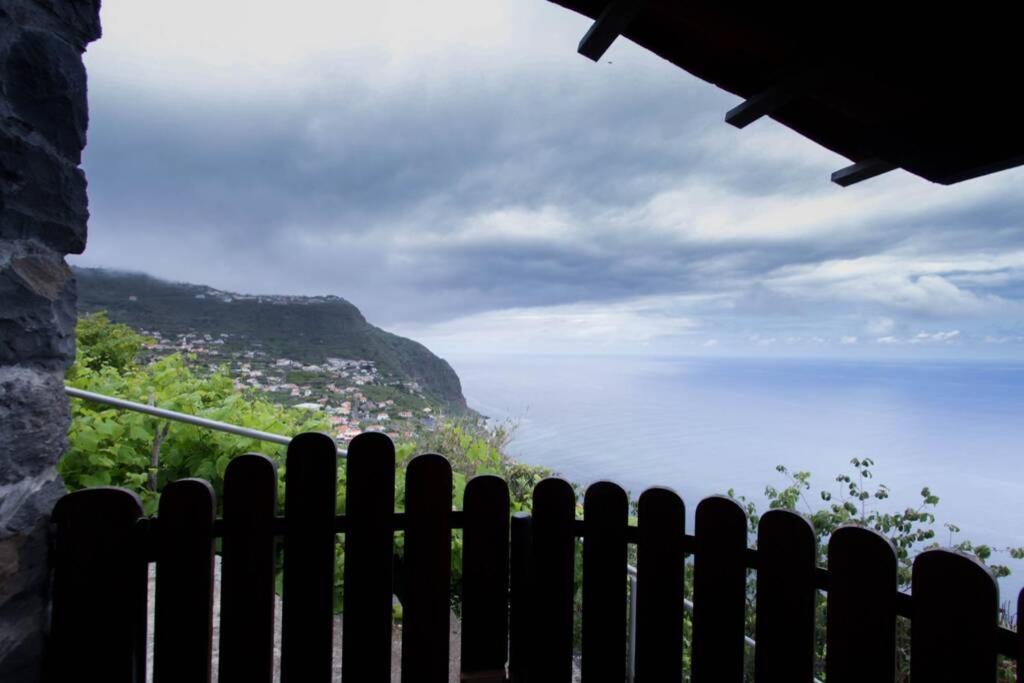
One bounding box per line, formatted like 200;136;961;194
144;556;466;683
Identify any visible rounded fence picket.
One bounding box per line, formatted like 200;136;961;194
46;431;1024;683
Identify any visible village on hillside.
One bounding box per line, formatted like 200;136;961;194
139;328;444;445
189;287;344;306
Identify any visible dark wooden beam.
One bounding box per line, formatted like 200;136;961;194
726;87;799;129
725;70;824;129
577;0;642;62
831;159;898;187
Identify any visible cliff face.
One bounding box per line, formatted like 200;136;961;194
74;268;469;411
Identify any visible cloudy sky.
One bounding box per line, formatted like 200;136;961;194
74;0;1024;357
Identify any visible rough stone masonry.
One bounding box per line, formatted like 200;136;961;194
0;1;101;680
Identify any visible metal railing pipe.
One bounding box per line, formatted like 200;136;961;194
65;385;347;456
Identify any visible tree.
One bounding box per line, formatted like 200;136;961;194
62;312;330;513
72;311;148;373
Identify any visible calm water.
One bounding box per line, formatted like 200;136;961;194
450;354;1024;597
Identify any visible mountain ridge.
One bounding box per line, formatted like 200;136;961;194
73;267;469;411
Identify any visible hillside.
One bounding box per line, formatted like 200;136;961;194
73;268;468;411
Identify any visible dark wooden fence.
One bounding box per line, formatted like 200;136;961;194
48;431;1020;682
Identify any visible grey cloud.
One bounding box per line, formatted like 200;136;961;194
77;48;1024;347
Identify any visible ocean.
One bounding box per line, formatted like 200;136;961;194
450;353;1024;599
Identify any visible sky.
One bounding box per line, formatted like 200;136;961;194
73;0;1024;358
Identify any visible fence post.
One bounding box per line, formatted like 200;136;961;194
154;478;216;683
691;495;747;683
280;432;338;683
528;478;576;682
825;525;896;683
582;481;629;682
219;453;278;683
342;431;396;682
911;549;998;682
508;512;533;683
461;474;511;682
401;453;453;683
635;486;685;683
1018;587;1024;683
49;488;146;682
754;509;817;683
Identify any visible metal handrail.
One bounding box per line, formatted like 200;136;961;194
70;384;831;680
65;385;347;456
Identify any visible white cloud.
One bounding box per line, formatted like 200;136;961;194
748;334;776;346
625;166;1019;245
911;330;961;344
452;206;580;247
865;317;895;335
77;0;1024;359
87;0;597;95
764;252;1024;317
401;295;700;354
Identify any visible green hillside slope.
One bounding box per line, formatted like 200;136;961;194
74;268;468;411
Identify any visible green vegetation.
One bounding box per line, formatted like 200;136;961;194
360;383;432;413
74;267;468;410
63;312;548;615
728;459;1024;681
63;313;330;513
733;459;1024;585
284;370;324;386
65;314;1021;679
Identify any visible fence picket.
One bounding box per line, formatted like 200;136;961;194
911;549;998;682
280;432;338;683
754;509;817;683
529;477;577;682
154;478;216;682
219;453;278;683
401;453;453;683
49;488;147;682
581;481;629;682
342;431;396;682
635;487;685;683
508;512;533;683
1018;588;1024;683
825;526;896;683
51;440;1024;683
691;495;747;683
461;475;511;680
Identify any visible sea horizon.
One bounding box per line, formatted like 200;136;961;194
450;352;1024;598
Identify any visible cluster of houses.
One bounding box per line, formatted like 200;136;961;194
192;288;343;306
140;331;438;444
143;330;228;356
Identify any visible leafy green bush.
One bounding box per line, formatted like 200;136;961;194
734;458;1024;585
64;312;551;615
64;313;1020;679
729;458;1023;681
73;311;147;373
63;312;330;513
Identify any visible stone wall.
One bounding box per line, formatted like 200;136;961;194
0;1;101;680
